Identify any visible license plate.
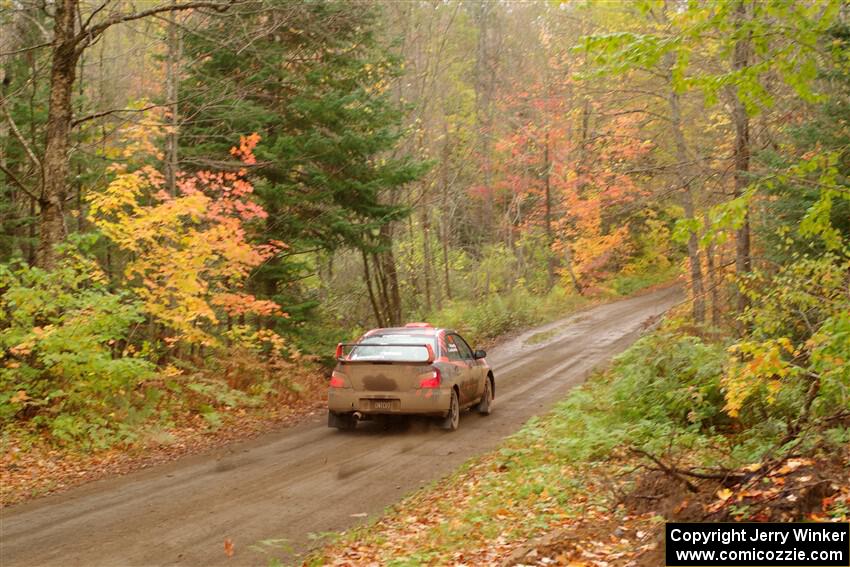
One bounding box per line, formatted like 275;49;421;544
372;400;394;410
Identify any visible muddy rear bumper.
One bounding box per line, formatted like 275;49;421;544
328;388;451;417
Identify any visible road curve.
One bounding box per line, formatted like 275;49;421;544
0;285;682;567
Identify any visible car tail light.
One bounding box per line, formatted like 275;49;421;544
335;343;344;359
329;370;347;388
418;368;441;388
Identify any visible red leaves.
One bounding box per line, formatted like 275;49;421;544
211;293;285;317
224;538;235;558
177;171;267;222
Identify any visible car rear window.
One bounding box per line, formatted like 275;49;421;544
348;334;437;362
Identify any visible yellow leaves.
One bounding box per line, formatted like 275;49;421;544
162;365;183;378
87;141;282;348
722;337;799;418
776;337;795;354
716;488;733;501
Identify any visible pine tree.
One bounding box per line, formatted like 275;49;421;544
180;1;427;323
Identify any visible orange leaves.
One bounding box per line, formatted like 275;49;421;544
776;458;813;475
716;488;733;501
487;84;654;290
9;390;29;404
703;457;840;522
223;538;235;558
211;293;285;317
88;133;287;346
229;133;261;166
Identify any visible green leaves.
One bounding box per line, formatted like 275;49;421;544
0;256;154;448
578;0;840;116
576;32;682;79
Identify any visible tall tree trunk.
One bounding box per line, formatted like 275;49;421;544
363;228;402;327
682;190;706;323
562;243;582;294
164;3;181;195
28;0;234;268
704;211;721;327
36;0;79;269
422;207;433;313
441;123;452;300
405;200;420;301
731;0;752;314
473;0;499;242
74;42;86;233
362;250;385;328
665;56;706;324
380;232;402;326
543;129;555;289
0;74;7;173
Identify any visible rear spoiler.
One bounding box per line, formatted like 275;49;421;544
335;342;435;364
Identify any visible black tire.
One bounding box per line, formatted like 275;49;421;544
328;411;356;431
476;377;494;415
441;389;460;431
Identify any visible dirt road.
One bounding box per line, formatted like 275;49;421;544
1;286;682;567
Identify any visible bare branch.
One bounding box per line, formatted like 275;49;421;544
11;9;52;42
0;41;52;57
0;162;40;202
0;95;43;178
72;102;174;128
81;1;111;32
77;0;240;51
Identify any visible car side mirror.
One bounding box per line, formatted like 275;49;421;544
473;349;486;359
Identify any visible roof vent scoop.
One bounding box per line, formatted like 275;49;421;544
404;322;433;328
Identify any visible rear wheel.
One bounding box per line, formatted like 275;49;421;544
476;377;494;415
441;390;460;431
328;411;356;431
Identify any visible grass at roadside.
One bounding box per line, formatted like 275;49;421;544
429;286;589;347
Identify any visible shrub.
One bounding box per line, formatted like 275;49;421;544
610;333;727;429
724;254;850;423
0;257;155;448
547;332;728;462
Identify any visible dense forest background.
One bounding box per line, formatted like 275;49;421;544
1;0;848;463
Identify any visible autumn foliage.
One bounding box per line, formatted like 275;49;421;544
1;130;295;448
481;79;659;291
88;132;285;345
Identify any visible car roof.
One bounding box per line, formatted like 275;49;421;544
363;326;452;337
